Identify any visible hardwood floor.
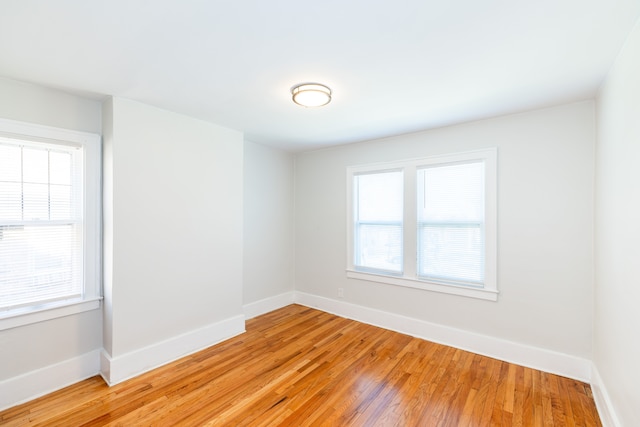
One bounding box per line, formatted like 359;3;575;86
1;304;601;426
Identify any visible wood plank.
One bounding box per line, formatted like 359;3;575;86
0;304;602;426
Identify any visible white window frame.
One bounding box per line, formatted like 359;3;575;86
0;118;102;330
347;148;498;301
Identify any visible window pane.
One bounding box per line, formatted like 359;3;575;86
356;224;402;273
0;144;21;182
355;171;403;221
50;184;72;220
50;151;72;185
0;182;22;220
418;162;484;222
23;183;49;220
22;147;49;184
418;225;484;284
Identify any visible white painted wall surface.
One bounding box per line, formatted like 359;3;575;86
103;98;244;370
595;18;640;427
243;140;294;305
294;101;595;359
0;76;102;134
0;77;103;380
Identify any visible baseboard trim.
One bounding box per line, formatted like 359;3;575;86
294;291;592;382
0;349;100;412
100;314;245;386
590;364;621;427
243;292;296;320
2;295;600;415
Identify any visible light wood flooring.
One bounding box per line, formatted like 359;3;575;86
1;304;601;426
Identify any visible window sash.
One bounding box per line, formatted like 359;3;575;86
0;139;84;312
416;160;486;286
417;221;484;286
353;170;403;275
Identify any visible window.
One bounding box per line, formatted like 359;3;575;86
0;118;101;329
347;148;497;301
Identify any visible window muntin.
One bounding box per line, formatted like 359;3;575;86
353;170;403;274
347;149;497;301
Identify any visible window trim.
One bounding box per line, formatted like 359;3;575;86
0;118;102;329
346;148;498;301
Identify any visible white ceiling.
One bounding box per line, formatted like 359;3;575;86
1;1;639;152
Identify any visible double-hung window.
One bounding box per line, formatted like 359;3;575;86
347;148;497;301
0;119;101;329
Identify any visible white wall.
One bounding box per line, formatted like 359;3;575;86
295;101;595;359
0;76;102;134
594;18;640;427
243;140;294;308
102;97;245;383
0;77;103;409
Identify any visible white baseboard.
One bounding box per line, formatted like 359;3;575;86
1;294;602;418
100;315;245;385
243;291;296;320
590;364;621;427
294;291;592;382
0;349;100;412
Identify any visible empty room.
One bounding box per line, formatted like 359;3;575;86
0;1;639;426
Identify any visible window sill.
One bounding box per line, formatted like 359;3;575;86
346;270;498;301
0;297;102;331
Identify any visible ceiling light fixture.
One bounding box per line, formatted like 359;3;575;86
291;83;332;107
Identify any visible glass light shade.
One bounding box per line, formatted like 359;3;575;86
291;83;331;107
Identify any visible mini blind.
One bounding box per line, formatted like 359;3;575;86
353;170;403;274
0;137;84;311
417;161;485;286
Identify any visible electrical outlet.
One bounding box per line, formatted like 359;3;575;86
338;288;344;298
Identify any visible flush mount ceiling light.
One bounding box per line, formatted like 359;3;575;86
291;83;332;107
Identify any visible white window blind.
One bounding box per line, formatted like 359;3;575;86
353;170;403;274
417;161;485;286
0;137;84;311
